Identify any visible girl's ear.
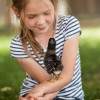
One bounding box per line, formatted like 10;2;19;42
12;6;20;18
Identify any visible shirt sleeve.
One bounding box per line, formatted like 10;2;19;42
10;36;29;58
63;16;81;41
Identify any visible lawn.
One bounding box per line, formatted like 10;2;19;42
0;35;26;99
80;27;100;100
0;27;100;100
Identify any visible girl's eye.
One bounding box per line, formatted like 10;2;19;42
44;11;50;15
28;15;36;19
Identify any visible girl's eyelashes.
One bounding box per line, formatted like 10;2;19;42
27;15;36;19
44;11;50;15
44;10;51;15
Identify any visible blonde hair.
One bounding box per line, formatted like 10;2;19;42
51;0;58;13
12;0;58;58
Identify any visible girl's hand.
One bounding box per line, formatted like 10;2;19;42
32;96;53;100
26;82;49;99
19;96;36;100
33;97;45;100
25;87;58;100
26;80;58;99
25;90;44;100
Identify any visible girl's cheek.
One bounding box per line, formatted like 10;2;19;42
46;16;52;23
29;21;35;26
26;20;35;26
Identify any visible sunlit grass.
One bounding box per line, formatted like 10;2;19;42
81;27;100;38
80;27;100;100
0;35;13;54
80;27;100;50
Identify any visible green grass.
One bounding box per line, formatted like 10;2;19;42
0;27;100;100
80;27;100;100
0;35;25;100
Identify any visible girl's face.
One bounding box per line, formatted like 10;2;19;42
20;0;55;35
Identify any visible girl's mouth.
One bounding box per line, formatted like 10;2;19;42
38;26;47;30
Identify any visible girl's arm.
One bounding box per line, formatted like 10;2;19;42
26;91;59;100
16;57;51;83
26;33;80;98
17;51;59;99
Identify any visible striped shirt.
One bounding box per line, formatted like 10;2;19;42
10;15;84;100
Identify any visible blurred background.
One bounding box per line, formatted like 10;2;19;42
0;0;100;99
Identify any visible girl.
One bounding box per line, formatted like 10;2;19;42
10;0;84;100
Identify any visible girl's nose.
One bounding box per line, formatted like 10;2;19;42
36;15;46;26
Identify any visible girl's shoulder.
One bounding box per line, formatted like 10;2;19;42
11;34;21;45
10;34;23;50
56;15;81;41
57;15;80;25
10;34;29;58
57;15;79;20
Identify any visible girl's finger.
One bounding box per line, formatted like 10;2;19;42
19;96;27;100
34;97;38;100
29;97;34;100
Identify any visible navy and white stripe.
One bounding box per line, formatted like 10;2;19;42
10;15;84;100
